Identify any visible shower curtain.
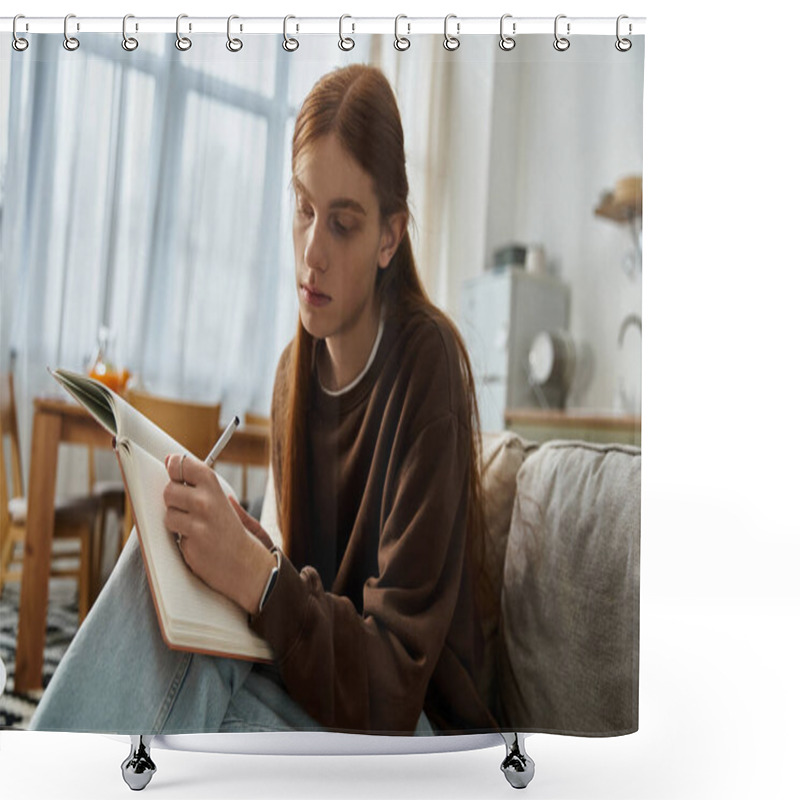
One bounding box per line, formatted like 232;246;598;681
0;21;644;738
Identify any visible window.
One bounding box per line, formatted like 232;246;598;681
5;34;359;416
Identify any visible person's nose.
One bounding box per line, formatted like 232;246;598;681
304;220;328;274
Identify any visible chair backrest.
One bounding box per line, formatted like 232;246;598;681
1;373;24;549
244;411;271;470
0;373;24;500
244;410;269;428
126;387;221;460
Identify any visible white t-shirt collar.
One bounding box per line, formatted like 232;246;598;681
317;307;385;397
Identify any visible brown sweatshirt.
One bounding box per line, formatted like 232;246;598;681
248;308;498;735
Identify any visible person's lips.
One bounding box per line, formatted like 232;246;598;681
300;283;332;307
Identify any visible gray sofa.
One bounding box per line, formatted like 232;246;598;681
476;432;641;736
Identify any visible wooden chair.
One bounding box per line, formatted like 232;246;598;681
86;447;126;604
0;373;100;622
126;388;223;460
115;387;222;553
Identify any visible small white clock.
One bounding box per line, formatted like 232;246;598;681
527;330;575;402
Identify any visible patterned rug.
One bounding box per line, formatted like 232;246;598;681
0;579;79;729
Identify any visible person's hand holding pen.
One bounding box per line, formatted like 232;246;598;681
163;416;279;616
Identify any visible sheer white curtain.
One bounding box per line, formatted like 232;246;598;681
3;35;296;423
1;32;496;489
371;36;495;315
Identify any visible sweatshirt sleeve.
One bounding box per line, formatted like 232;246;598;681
248;411;470;734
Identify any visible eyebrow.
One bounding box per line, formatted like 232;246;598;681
293;178;367;216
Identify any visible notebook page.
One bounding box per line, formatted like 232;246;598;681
50;368;118;436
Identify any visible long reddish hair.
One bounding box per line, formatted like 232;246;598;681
280;64;491;610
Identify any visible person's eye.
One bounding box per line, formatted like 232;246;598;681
331;216;355;237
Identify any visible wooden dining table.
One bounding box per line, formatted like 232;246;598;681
14;395;270;693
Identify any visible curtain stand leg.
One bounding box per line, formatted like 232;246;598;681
500;732;535;789
121;735;156;791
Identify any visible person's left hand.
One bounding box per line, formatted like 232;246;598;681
163;453;276;615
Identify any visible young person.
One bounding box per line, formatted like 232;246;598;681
31;64;496;736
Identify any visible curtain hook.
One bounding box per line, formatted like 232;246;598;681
283;15;299;52
394;14;410;51
338;15;355;51
12;14;29;52
63;13;80;51
226;15;243;52
122;14;139;51
553;14;570;52
499;14;516;51
443;14;460;51
175;14;192;51
615;15;632;52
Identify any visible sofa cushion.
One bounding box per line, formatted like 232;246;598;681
474;431;538;711
498;440;641;735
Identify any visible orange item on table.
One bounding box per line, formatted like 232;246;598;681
89;363;130;394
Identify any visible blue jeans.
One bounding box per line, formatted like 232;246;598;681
30;535;435;736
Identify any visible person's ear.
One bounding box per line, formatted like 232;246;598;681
377;212;407;269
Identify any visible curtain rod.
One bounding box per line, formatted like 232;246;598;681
0;16;646;37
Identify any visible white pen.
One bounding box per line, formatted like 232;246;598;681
205;415;240;467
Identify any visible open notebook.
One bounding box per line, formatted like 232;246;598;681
50;368;274;663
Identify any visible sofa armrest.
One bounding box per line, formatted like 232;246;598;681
498;440;641;735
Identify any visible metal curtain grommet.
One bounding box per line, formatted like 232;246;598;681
122;14;139;51
338;15;355;51
615;14;632;52
283;15;299;52
227;15;243;52
394;14;410;51
63;13;80;51
553;14;570;51
443;14;460;51
499;14;515;51
12;14;29;51
175;14;192;51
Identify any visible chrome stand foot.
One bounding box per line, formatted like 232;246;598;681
500;732;535;789
121;735;156;791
